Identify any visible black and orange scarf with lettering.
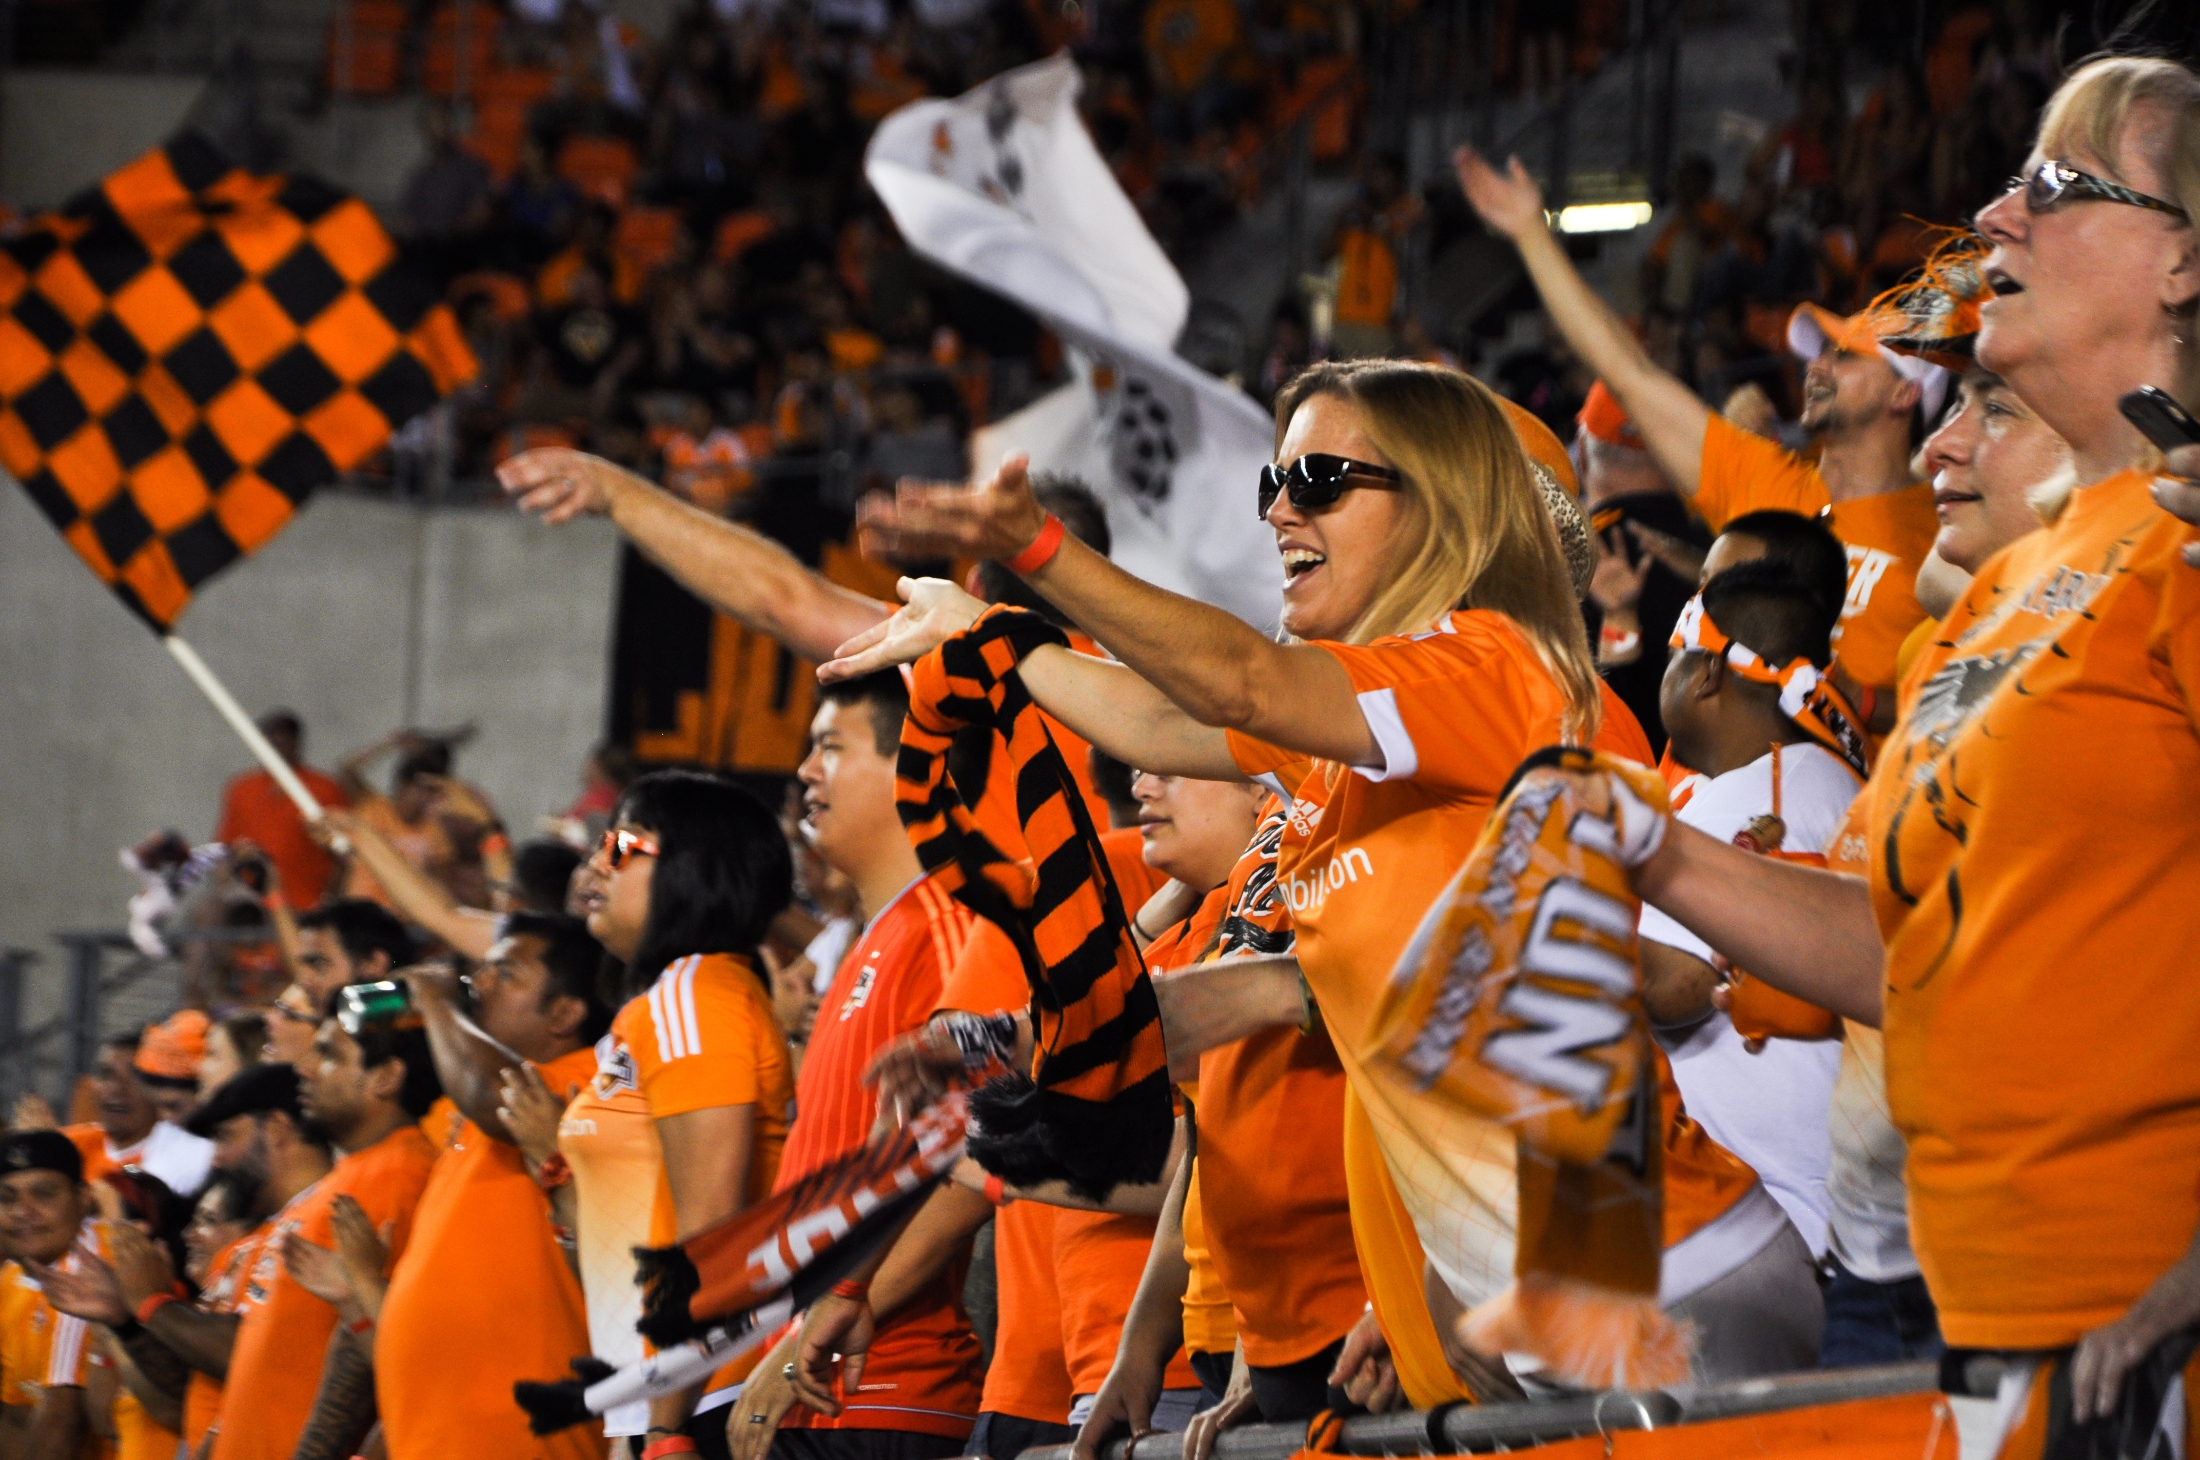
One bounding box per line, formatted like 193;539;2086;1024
897;605;1175;1204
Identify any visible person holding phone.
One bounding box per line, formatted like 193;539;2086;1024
1599;55;2200;1452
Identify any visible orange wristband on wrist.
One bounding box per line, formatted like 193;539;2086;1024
982;1173;1010;1206
1000;513;1065;575
641;1437;699;1460
135;1294;177;1324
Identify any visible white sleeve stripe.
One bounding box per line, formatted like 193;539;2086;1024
1250;770;1291;800
678;957;702;1057
648;975;675;1064
46;1314;86;1384
1350;686;1419;783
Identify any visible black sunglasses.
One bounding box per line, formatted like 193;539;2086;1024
1981;159;2191;228
1257;454;1404;520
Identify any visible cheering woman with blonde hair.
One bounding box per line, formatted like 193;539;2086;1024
825;359;1658;1401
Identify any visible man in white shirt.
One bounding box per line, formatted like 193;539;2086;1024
1636;560;1859;1260
61;1035;214;1197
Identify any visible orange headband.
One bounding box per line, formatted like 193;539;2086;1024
1671;595;1870;779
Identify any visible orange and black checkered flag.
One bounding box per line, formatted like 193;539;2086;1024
0;131;475;629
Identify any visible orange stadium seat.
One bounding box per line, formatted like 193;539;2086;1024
322;0;406;95
422;1;502;98
555;134;641;209
467;66;557;180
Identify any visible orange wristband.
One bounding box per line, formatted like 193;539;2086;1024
982;1173;1010;1206
135;1294;177;1324
831;1278;871;1301
641;1438;699;1460
999;513;1065;575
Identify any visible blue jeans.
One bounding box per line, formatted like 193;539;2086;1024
1821;1254;1944;1368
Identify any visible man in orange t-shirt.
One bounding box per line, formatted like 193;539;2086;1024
213;711;349;909
374;914;617;1460
1456;149;1949;709
213;1004;442;1460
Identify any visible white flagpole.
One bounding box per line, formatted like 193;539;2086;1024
162;635;326;822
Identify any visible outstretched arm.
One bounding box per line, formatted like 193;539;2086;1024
498;449;890;662
404;965;527;1138
1636;822;1883;1025
835;457;1382;770
321;812;497;961
1455;148;1711;494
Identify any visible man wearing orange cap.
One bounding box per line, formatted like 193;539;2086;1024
63;1033;213;1199
1458;148;1947;732
133;1012;211;1128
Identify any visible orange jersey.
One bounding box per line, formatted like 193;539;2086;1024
1054;1210;1195;1397
612;953;795;1397
935;927;1074;1425
215;766;348;907
375;1047;601;1460
112;1390;174;1460
1175;1166;1236;1358
182;1228;263;1456
213;1126;438;1460
1694;414;1939;690
1868;467;2200;1348
560;1043;661;1437
780;878;982;1438
1226;616;1651;1319
1;1231;99;1409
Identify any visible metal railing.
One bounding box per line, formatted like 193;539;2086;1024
1024;1360;1993;1460
0;927;264;1109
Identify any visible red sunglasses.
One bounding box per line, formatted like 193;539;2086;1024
598;828;661;870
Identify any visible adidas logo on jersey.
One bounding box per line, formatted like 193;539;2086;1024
1287;797;1322;836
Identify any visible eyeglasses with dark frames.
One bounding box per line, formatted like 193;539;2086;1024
1257;454;1405;521
1980;159;2191;229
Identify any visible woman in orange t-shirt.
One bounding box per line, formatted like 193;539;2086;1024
576;770;798;1449
831;360;1618;1396
1616;56;2200;1450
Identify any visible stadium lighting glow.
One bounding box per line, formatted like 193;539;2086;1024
1554;201;1654;233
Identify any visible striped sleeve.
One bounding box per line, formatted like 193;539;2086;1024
43;1312;89;1387
631;954;769;1118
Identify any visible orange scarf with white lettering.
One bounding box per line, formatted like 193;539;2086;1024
1367;746;1690;1389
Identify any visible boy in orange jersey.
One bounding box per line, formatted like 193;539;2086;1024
225;1003;440;1460
0;1131;103;1460
365;914;615;1460
723;672;985;1460
1457;147;1947;724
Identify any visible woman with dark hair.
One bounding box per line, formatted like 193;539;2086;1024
551;769;798;1452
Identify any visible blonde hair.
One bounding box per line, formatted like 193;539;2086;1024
1272;361;1602;740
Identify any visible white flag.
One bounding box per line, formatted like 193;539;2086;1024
865;54;1284;632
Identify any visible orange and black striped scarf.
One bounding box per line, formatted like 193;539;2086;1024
897;606;1176;1203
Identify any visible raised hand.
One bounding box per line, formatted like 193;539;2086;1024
105;1221;179;1309
22;1244;130;1324
282;1233;358;1307
1587;528;1656;618
853;453;1049;565
496;448;628;525
817;578;988;685
1453;146;1547;241
329;1195;392;1316
862;1021;967;1136
497;1063;570;1173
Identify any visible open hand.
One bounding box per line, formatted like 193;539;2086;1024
105;1221;179;1309
853;453;1050;565
1453;146;1546;241
10;1094;58;1130
863;1021;966;1136
497;448;629;524
329;1195;392;1316
282;1233;357;1307
818;578;988;685
22;1244;130;1325
1588;527;1656;617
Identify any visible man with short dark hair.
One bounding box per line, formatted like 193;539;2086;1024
721;672;986;1460
61;1035;212;1197
269;903;416;1066
368;915;611;1460
0;1130;100;1460
209;1011;440;1460
216;711;350;909
1639;559;1859;1290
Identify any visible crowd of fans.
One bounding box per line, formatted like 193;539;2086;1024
6;1;2200;1458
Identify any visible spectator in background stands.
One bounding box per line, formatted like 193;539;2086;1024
1641;155;1736;317
338;733;509;913
271;903;416;1065
199;1014;269;1097
132;1012;211;1129
215;711;348;910
62;1035;214;1199
400;99;495;275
